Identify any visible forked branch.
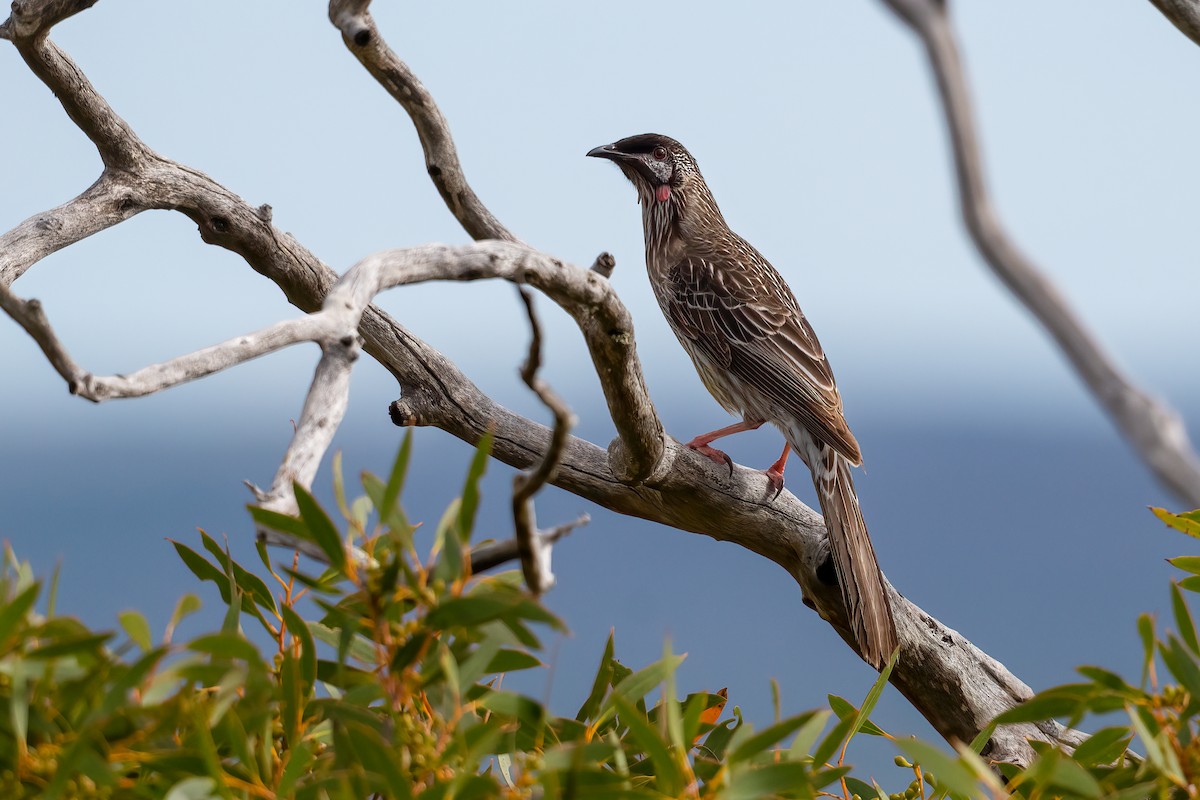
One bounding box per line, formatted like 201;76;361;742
0;0;1134;767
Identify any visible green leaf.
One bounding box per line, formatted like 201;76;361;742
992;685;1090;724
827;695;886;737
167;593;202;640
577;630;615;722
427;596;518;630
1043;755;1103;798
46;561;60;619
309;621;376;665
894;739;981;799
246;505;310;540
457;636;502;691
595;652;686;727
1151;506;1200;539
486;649;542;674
119;610;152;651
189;633;265;666
28;631;112;659
199;531;278;615
276;739;315;798
1126;703;1185;786
294;483;346;570
432;499;465;584
1138;613;1155;687
844;776;884;800
163;777;221;800
171;541;234;604
612;694;683;796
730;710;822;762
480;690;546;732
331;450;351;521
847;646;898;742
380;429;414;526
0;582;39;644
811;713;855;767
1071;726;1133;767
1171;581;1200;654
1159;635;1200;698
279;653;304;748
968;720;996;755
725;762;814;800
787;709;830;759
280;604;316;695
1076;665;1135;693
661;640;685;751
1169;555;1200;576
214;710;258;783
345;722;414;799
457;431;494;543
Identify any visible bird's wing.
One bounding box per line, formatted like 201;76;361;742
665;253;862;465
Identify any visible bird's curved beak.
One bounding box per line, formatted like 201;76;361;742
586;143;625;161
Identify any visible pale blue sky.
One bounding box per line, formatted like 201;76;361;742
2;1;1199;783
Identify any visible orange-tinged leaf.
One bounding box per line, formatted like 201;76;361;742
695;687;728;743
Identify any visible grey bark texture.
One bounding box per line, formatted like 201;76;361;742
3;0;1189;770
1146;0;1200;46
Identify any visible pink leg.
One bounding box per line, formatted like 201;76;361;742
765;443;790;500
685;420;764;476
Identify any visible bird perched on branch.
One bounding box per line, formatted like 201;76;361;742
588;133;898;668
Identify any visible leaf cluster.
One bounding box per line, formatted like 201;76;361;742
3;440;1200;799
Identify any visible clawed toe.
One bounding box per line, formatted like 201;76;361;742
687;442;734;477
765;469;785;501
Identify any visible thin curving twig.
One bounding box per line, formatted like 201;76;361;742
879;0;1200;506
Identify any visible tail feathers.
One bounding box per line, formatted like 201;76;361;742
815;455;898;669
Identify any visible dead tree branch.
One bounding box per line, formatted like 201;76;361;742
0;0;1118;767
878;0;1200;507
327;0;517;244
510;288;580;594
1146;0;1200;46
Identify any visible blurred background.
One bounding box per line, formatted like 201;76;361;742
2;0;1198;782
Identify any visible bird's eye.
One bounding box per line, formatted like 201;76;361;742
652;146;668;161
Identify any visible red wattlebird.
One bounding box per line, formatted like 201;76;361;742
588;133;898;668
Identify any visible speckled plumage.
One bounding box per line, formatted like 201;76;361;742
589;133;898;668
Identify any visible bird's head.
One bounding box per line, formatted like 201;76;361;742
586;133;701;206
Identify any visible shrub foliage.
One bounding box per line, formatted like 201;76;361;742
0;436;1198;798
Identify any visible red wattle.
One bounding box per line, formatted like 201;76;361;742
656;185;671;203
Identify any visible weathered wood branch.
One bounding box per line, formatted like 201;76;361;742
0;0;1106;768
327;0;517;244
1146;0;1200;46
510;288;579;593
878;0;1200;508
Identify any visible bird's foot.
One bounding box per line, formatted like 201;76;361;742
685;440;734;477
764;465;786;501
764;443;790;501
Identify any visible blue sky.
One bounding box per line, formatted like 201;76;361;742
2;0;1199;784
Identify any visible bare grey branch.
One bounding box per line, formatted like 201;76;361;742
878;0;1200;507
468;514;590;576
1146;0;1200;46
510;287;579;594
327;0;518;244
0;0;1117;766
590;252;616;278
346;242;665;482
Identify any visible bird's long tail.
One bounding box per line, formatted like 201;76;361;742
811;448;898;669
